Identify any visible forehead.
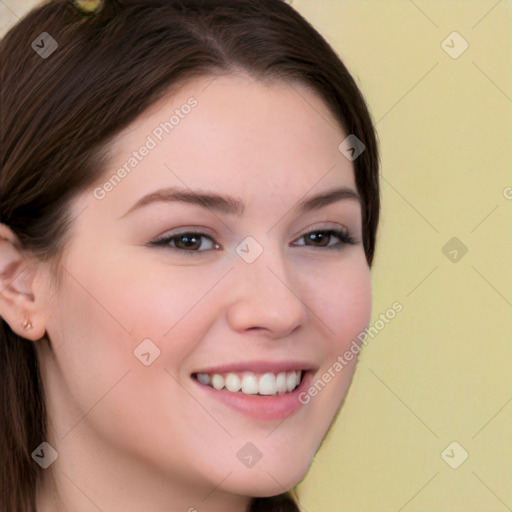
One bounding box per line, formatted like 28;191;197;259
94;73;356;214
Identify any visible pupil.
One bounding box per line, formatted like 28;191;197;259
180;235;199;248
309;232;328;246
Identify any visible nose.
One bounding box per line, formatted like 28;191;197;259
225;245;308;338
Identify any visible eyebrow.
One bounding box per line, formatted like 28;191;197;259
120;185;360;219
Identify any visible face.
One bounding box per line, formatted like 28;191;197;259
37;74;372;506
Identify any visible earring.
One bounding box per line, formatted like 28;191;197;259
22;318;33;330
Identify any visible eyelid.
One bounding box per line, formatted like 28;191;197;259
292;221;355;239
293;227;356;247
152;225;216;240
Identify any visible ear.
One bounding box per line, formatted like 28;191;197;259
0;223;47;341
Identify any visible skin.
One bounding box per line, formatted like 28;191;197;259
0;73;372;511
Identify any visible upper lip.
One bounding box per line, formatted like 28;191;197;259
191;360;316;375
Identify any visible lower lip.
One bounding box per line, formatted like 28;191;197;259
192;372;313;421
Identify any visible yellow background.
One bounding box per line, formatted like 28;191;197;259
290;2;512;511
1;1;511;511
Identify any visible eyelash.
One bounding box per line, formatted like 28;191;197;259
150;228;357;254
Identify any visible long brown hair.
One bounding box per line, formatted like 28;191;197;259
0;1;380;510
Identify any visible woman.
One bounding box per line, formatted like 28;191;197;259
0;0;380;510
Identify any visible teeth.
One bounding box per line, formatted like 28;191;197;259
211;374;224;390
196;370;303;396
225;373;242;392
286;371;299;392
259;373;276;395
241;373;259;395
197;373;210;385
276;372;287;394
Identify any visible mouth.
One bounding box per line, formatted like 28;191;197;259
192;370;304;396
190;363;314;421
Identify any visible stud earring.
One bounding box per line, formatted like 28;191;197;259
22;318;33;330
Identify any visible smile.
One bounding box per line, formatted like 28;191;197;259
191;362;315;420
193;370;303;396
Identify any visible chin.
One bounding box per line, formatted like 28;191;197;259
219;454;312;498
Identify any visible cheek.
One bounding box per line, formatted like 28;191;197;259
45;255;228;430
60;250;222;349
98;253;225;330
291;256;372;434
44;261;218;465
304;256;373;352
42;280;134;442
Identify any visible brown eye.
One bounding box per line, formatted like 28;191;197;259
151;232;219;253
173;234;202;250
304;231;331;247
295;229;356;249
